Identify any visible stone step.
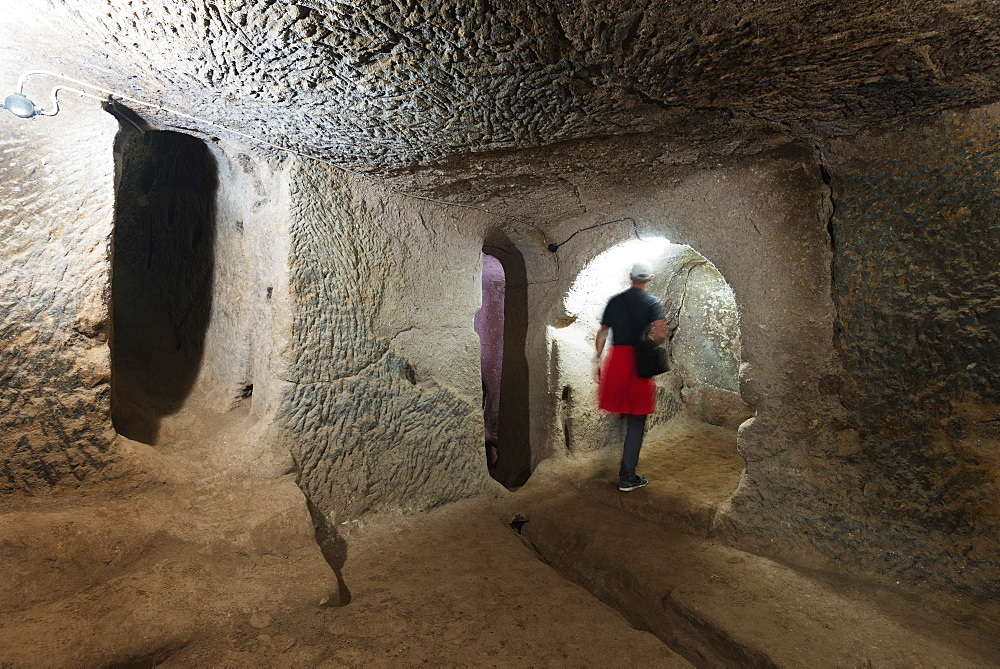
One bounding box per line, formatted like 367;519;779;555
513;482;1000;667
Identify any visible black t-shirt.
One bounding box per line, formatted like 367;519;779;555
601;288;666;346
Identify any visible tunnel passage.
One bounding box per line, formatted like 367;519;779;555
659;247;749;432
476;242;531;488
555;237;750;503
111;130;218;444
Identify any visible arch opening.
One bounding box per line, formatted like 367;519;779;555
554;237;751;505
476;242;531;489
110;130;218;445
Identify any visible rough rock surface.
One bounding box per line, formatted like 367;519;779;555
110;129;292;447
7;1;1000;168
273;164;490;521
672;259;741;394
335;497;691;666
0;100;119;492
710;104;1000;601
828;104;1000;597
0;452;697;666
516;441;1000;667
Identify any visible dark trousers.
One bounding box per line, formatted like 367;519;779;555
618;414;647;483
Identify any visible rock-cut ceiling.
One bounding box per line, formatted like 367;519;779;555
4;0;1000;171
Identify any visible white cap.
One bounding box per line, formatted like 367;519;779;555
630;262;654;282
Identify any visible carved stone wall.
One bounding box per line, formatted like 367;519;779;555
673;262;741;395
2;0;999;603
0;100;119;492
826;104;1000;598
200;143;292;425
272;164;490;522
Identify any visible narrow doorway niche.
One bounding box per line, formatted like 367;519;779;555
475;253;505;473
475;243;531;488
110;130;218;444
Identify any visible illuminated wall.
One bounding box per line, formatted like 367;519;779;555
270;163;491;521
0;96;120;492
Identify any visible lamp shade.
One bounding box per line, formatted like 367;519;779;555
3;93;37;118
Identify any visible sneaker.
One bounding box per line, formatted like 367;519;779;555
618;475;648;492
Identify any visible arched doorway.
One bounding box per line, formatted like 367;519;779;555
475;239;531;488
552;237;750;512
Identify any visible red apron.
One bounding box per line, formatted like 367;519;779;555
598;345;656;415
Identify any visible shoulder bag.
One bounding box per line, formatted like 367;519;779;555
625;296;669;378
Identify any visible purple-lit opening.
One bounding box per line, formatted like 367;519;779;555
474;253;505;471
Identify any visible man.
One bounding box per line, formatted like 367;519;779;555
595;261;668;492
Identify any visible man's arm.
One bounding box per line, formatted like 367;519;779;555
596;324;610;357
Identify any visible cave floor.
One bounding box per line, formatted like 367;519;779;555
2;417;999;666
506;416;1000;666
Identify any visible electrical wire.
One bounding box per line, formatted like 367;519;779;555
546;217;639;252
12;70;550;241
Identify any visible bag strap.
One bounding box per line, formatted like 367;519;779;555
622;292;648;346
